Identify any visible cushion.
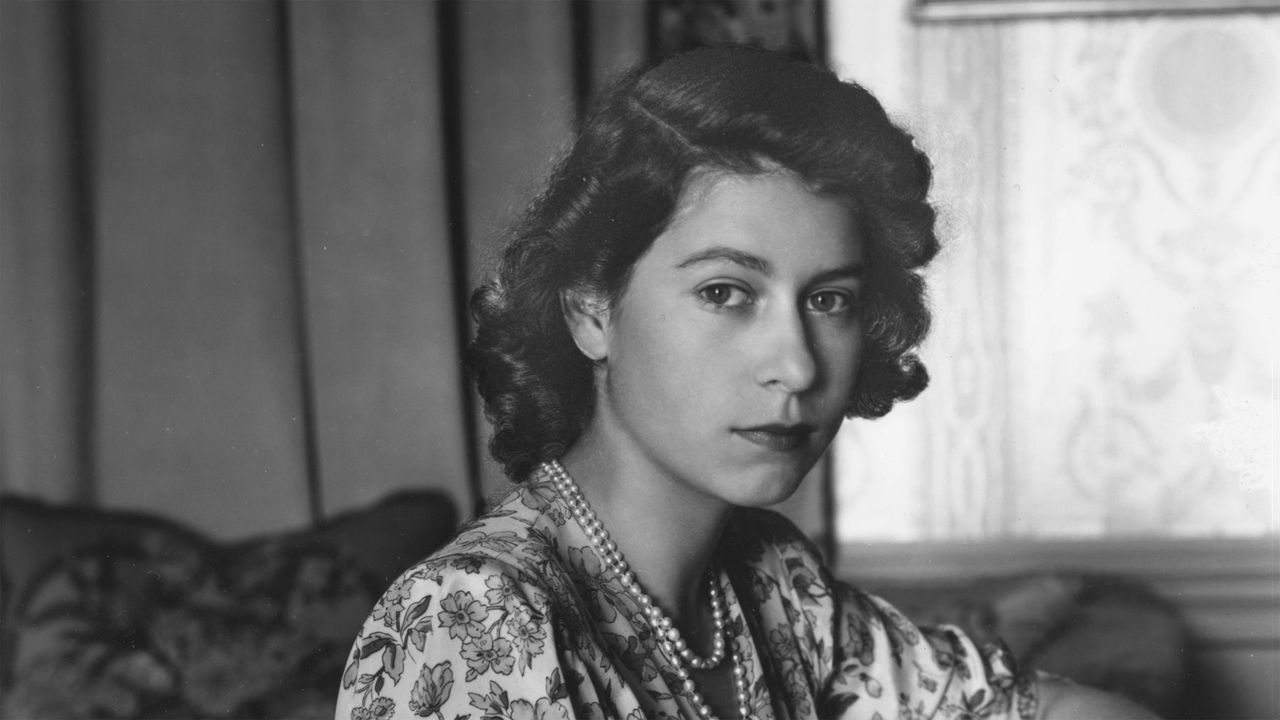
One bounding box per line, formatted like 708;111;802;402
0;491;457;719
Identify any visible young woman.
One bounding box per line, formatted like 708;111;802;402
336;45;1154;720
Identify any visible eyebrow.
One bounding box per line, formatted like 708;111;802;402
676;246;771;274
675;245;865;282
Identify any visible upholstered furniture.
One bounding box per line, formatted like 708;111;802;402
1;491;457;719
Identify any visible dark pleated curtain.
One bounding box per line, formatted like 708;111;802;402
1;0;648;538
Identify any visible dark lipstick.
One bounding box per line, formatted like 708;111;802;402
733;423;816;452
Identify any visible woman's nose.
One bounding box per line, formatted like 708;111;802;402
754;305;817;393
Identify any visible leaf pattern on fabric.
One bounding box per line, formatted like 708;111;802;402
408;661;454;717
335;473;1038;720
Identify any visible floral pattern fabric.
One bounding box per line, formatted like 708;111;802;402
336;472;1037;720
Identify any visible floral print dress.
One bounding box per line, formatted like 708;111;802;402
336;471;1037;720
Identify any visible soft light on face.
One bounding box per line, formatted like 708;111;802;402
584;169;865;509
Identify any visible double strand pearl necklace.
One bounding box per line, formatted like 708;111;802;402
544;461;752;720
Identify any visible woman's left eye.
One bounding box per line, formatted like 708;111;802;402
806;290;854;314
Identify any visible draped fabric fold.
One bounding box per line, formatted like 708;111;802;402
0;0;640;539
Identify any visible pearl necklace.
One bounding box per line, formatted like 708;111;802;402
544;461;752;720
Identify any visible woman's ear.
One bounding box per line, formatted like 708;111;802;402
561;289;610;361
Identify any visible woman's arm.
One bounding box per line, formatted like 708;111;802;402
1036;677;1160;719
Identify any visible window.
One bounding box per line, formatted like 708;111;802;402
830;4;1278;544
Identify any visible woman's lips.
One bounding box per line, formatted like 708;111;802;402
733;424;816;452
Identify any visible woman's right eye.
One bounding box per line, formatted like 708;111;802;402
697;283;751;308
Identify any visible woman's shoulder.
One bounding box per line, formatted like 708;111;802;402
360;540;560;645
339;491;577;720
376;483;569;604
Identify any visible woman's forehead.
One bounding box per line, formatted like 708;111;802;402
672;164;848;221
652;170;863;271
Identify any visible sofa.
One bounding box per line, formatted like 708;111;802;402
1;492;457;719
1;492;1187;719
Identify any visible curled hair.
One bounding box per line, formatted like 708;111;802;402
471;45;938;480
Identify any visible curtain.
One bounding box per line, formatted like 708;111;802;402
0;0;651;539
831;6;1280;541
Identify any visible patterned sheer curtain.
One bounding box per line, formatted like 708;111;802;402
831;5;1279;542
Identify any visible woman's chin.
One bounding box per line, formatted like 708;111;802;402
722;465;811;508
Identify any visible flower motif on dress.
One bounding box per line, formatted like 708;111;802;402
872;600;921;665
519;481;561;514
439;591;487;640
922;626;966;677
767;626;799;659
743;565;782;603
784;556;828;606
462;634;517;680
467;679;569;720
837;593;879;667
766;627;813;717
456;529;524;554
486;575;519;608
937;687;994;719
565;546;619;623
602;633;661;683
468;680;514;720
741;673;772;719
508;697;570;720
452;556;488;575
507;605;549;673
408;660;454;718
368;696;396;720
371;578;415;626
400;593;436;652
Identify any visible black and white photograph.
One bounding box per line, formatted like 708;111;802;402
1;1;1276;719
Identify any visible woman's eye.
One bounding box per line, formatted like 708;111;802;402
806;290;854;314
697;283;751;308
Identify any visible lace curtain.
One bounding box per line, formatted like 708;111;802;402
833;10;1279;541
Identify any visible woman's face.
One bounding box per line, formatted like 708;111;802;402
582;169;864;508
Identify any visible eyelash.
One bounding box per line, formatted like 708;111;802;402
697;283;752;308
696;283;859;316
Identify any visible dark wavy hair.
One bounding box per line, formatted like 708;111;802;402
471;45;938;480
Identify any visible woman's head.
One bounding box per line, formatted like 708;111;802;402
471;44;938;481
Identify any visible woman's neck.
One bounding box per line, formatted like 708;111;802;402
559;430;733;622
